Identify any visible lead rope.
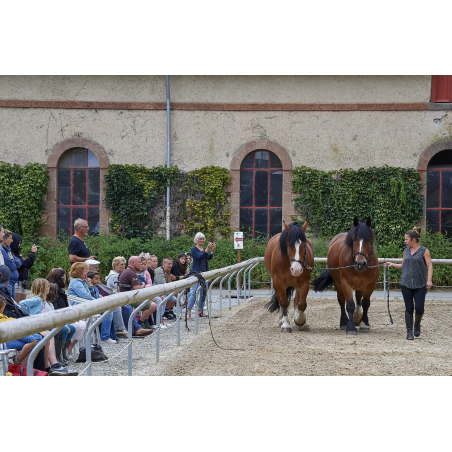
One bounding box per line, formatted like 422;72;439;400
387;266;393;324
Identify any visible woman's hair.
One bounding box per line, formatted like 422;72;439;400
87;271;99;280
2;229;12;240
193;232;205;244
148;254;157;261
46;283;59;302
406;226;421;242
112;256;126;269
0;295;6;310
30;278;50;301
177;252;188;274
69;262;89;279
46;268;66;289
140;256;147;263
139;252;150;259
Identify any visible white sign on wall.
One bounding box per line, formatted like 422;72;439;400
234;231;244;249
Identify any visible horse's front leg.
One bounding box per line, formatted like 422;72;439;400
342;282;357;335
354;290;364;326
359;295;371;333
293;281;309;328
274;280;291;333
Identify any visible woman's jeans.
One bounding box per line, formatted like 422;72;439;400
6;281;16;298
62;325;76;342
187;283;205;312
401;285;426;315
113;306;125;330
6;333;41;351
100;311;117;341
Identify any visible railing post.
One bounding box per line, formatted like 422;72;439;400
227;270;238;309
194;285;202;335
236;267;246;303
248;263;260;299
26;326;63;376
383;262;387;301
155;293;175;363
218;272;230;317
86;310;113;376
208;276;222;318
176;291;182;346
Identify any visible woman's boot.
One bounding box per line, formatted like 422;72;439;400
54;339;67;365
405;311;414;340
414;313;423;337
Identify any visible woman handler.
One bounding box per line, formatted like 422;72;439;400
385;227;433;340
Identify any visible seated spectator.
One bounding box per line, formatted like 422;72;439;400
146;254;159;284
86;259;100;272
171;253;188;281
0;294;41;366
46;267;86;359
13;275;76;375
88;270;117;344
1;229;22;299
45;283;76;365
154;256;177;321
185;252;192;274
105;256;128;336
67;262;94;302
138;255;153;287
10;233;37;302
117;256;155;336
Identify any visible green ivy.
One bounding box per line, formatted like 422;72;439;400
0;162;49;236
292;166;424;247
182;166;231;237
105;164;231;240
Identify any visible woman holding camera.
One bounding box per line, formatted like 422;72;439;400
10;233;38;302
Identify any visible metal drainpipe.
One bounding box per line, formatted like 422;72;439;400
165;75;171;240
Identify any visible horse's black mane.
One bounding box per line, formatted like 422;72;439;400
279;222;306;257
344;221;374;248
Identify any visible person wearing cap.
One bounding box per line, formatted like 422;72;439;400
68;218;97;265
86;258;100;272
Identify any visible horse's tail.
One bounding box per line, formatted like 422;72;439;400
313;270;334;292
266;286;294;313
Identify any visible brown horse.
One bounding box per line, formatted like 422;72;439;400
313;217;380;335
264;220;314;332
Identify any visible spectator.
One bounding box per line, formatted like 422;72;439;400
138;256;153;287
46;267;86;360
1;229;22;299
67;262;94;301
117;256;155;336
154;256;177;321
105;256;128;337
171;253;188;281
10;233;37;302
186;232;216;319
0;295;42;366
88;270;118;344
45;283;76;365
86;258;100;272
15;275;77;375
0;224;5;265
185;252;192;274
147;254;158;284
68;218;96;265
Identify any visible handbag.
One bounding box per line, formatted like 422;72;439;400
8;363;48;376
76;344;108;363
98;282;114;296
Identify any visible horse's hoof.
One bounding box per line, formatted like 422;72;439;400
359;325;370;333
340;325;347;330
346;329;358;335
294;320;306;327
281;327;292;333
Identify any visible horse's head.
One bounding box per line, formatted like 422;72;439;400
280;220;308;277
345;217;375;271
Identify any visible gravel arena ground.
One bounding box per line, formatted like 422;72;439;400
70;294;452;376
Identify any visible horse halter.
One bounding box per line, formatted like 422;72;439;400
352;240;374;262
288;242;308;267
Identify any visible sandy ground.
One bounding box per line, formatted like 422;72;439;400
141;296;452;376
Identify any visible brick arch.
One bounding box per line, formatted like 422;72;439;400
230;140;295;232
417;139;452;231
42;137;110;237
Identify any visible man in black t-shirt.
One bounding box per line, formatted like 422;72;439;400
68;218;96;265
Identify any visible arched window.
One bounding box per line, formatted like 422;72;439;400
426;149;452;237
57;148;100;235
240;150;283;238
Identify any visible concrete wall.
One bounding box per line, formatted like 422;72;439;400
1;107;451;172
0;75;431;104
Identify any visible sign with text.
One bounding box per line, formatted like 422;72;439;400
234;231;244;249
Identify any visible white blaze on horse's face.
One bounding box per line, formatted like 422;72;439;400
290;240;303;277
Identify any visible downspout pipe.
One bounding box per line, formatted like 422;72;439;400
166;75;171;240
